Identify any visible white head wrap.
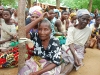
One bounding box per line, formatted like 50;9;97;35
76;9;90;17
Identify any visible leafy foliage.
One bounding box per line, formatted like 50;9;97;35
60;0;100;12
1;0;100;12
38;0;56;5
92;0;100;11
1;0;18;8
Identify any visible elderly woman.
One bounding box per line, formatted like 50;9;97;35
18;13;61;75
61;9;91;75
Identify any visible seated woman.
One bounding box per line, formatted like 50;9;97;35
18;16;62;75
61;9;91;75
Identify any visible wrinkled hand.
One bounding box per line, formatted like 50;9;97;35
74;56;81;66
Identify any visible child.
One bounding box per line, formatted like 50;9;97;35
0;9;16;52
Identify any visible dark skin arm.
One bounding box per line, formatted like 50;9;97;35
25;16;43;35
65;19;69;30
54;20;67;36
55;19;62;32
69;43;81;66
29;63;56;75
25;12;48;37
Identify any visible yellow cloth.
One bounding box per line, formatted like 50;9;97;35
33;56;42;70
70;13;76;18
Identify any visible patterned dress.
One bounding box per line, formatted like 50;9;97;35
18;32;62;75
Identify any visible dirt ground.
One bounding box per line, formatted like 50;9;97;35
0;48;100;75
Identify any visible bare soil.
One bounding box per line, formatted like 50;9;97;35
69;48;100;75
0;48;100;75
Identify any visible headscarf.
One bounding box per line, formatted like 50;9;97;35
32;10;42;17
54;9;60;17
70;13;76;17
90;13;95;17
76;9;90;17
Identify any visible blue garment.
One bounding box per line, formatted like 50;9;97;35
25;17;31;25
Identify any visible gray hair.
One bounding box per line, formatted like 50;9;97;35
38;18;52;29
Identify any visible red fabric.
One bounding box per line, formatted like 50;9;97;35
26;44;34;56
0;58;6;65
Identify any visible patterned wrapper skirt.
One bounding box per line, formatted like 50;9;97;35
18;56;61;75
61;44;85;69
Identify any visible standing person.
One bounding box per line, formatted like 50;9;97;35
61;9;91;75
0;9;16;51
18;13;62;75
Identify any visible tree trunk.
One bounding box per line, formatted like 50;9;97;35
56;0;60;9
18;0;26;71
88;0;93;12
0;0;1;38
27;0;31;8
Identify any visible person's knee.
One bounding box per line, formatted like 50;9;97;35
60;63;74;75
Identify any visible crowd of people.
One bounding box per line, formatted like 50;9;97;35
0;1;100;75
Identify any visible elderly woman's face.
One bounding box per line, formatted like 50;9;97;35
78;14;90;29
38;22;51;41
